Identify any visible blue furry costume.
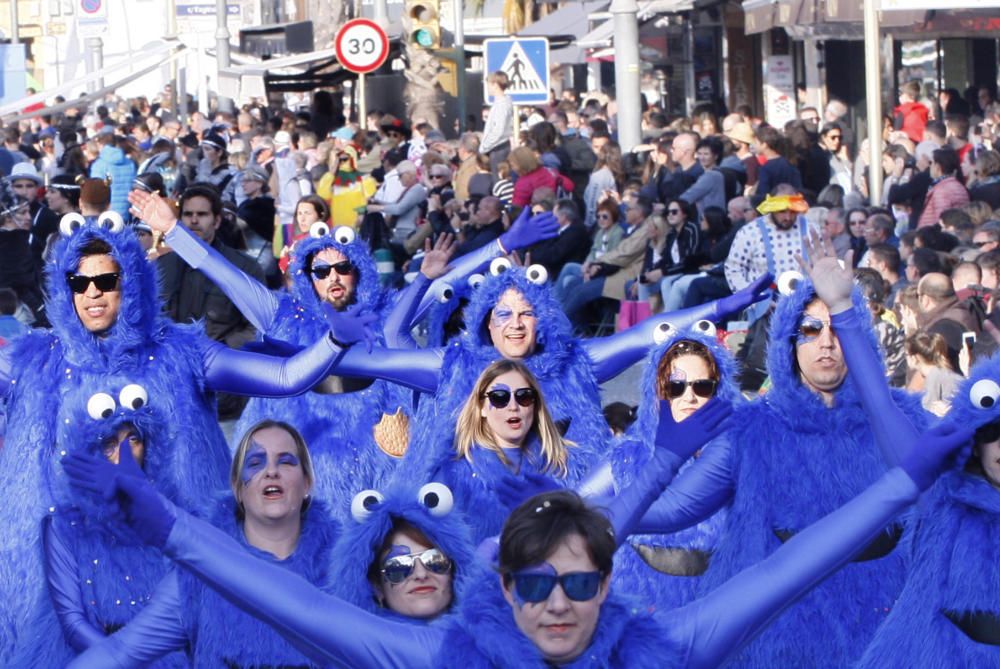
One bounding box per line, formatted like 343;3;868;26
326;482;477;622
0;218;231;660
165;224;414;515
13;380;185;668
608;322;735;611
694;279;928;667
857;356;1000;668
67;493;339;668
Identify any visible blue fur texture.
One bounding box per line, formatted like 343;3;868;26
403;268;608;542
234;231;412;517
439;566;682;668
858;353;1000;667
183;493;339;667
609;325;737;612
325;481;476;621
695;279;928;668
0;221;231;661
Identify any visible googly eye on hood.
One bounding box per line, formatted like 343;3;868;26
948;354;1000;433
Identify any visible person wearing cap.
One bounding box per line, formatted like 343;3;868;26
316;127;377;228
8;162;61;269
237;165;279;285
724;184;818;311
88;133;138;219
725;122;759;190
0;181;42;319
195;132;238;204
379;115;412;155
46;175;81;218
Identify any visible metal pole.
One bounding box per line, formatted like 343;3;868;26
453;0;466;134
216;0;234;115
167;0;180;117
863;0;883;206
359;73;367;127
86;37;105;94
199;35;210;116
9;0;19;44
609;0;641;152
373;0;389;24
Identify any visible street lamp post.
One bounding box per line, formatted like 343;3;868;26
610;0;641;152
216;0;234;114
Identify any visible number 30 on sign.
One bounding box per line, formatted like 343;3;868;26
335;19;390;74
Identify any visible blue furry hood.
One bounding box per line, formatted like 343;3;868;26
945;353;1000;435
325;480;477;619
45;217;165;368
286;229;387;316
426;273;484;346
459;266;575;367
765;277;881;414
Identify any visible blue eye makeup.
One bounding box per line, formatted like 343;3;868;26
241;443;267;485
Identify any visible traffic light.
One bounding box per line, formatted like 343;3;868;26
406;0;440;49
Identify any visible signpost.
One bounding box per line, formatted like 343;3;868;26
483;37;549;143
335;18;390;124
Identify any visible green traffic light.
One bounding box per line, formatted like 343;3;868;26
414;28;435;47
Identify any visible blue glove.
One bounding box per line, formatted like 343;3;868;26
900;421;974;491
475;536;501;567
498;209;559;252
323;303;379;352
62;444;176;549
606;398;732;545
495;471;560;510
711;272;773;321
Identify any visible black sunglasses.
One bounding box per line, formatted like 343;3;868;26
309;260;354;280
667;208;681;215
66;272;120;294
667;379;717;399
974;240;994;248
484;387;537;409
510;570;604;603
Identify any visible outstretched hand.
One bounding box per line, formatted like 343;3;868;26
713;272;774;321
128;190;178;235
420;233;457;280
499;209;559;252
62;441;176;549
323;304;379;351
655;397;733;463
796;229;854;314
900;421;975;491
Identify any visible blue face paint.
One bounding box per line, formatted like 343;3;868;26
668;369;687;383
241;441;267;486
277;452;300;467
491;306;514;327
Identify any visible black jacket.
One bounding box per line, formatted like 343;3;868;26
526;221;589;277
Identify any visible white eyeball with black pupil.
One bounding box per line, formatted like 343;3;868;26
118;384;148;411
86;393;117;421
97;211;125;233
526;264;548;285
777;270;803;297
969;379;1000;410
309;222;330;239
437;284;454;303
468;273;485;289
59;213;86;237
490;257;512;276
417;482;454;516
333;226;356;245
350;489;385;522
653;322;675;345
694;320;717;338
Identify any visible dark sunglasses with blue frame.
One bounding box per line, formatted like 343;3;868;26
508;570;605;603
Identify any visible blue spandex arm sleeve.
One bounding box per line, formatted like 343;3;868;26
0;345;12;397
327;344;443;394
162;508;442;668
830;308;917;467
667;468;919;669
67;570;190;668
383;273;431;348
165;224;279;332
42;516;105;651
202;334;345;397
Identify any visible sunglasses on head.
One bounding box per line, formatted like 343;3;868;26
66;272;120;294
309;260;354;280
510;570;604;604
484;387;537;409
381;547;452;584
667;379;717;399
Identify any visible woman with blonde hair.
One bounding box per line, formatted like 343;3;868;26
584;141;625;227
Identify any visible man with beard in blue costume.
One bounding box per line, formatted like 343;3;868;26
855;359;1000;666
12;381;186;668
0;209;362;662
62;388;974;668
129;189;560;513
626;235;931;667
605;319;736;612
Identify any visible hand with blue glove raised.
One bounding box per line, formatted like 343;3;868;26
711;272;773;321
497;208;559;254
900;421;974;491
495;471;561;510
62;441;176;549
606;397;733;545
323;303;380;351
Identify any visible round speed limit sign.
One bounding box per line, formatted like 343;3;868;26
335;19;390;74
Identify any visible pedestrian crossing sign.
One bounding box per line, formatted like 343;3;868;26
483;38;550;105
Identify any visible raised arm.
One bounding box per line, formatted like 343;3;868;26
130;188;278;332
584;273;772;383
384;234;457;348
667;422;972;669
68;570;190;668
798;233;919;466
42;516;105;651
